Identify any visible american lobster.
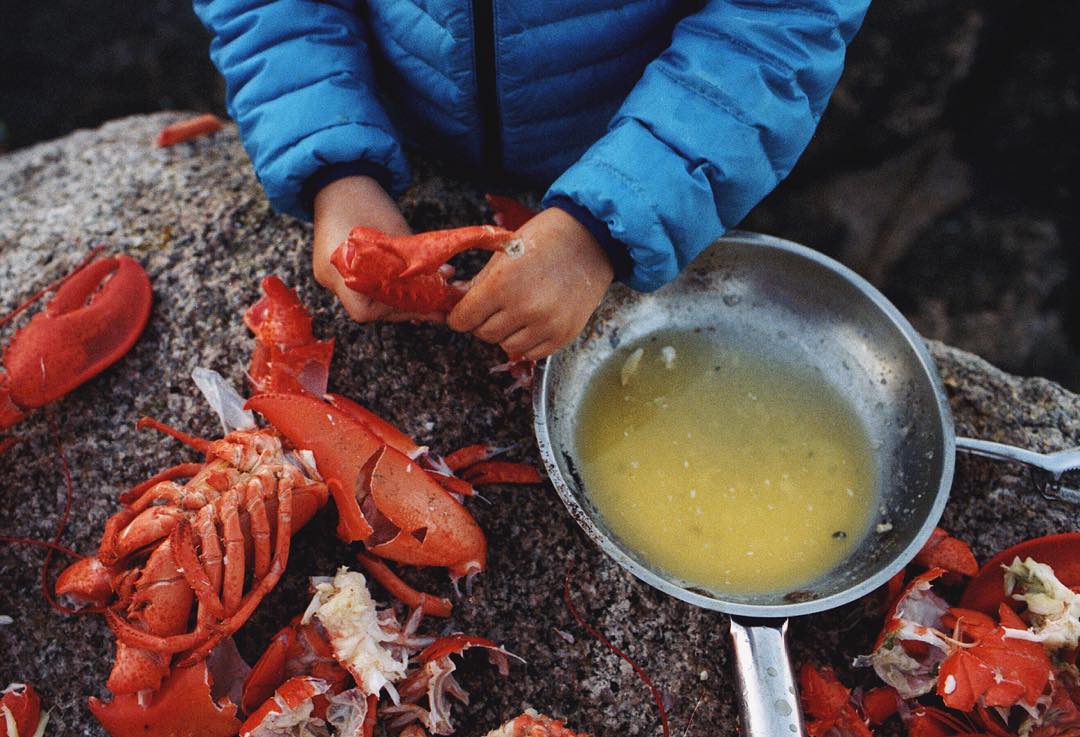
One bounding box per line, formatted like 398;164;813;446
804;531;1080;737
0;249;152;447
53;273;540;734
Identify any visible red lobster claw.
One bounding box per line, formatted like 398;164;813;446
1;254;151;431
246;392;382;542
330;225;520;313
247;392;487;579
244;276;333;396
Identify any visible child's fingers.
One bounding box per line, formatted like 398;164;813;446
500;326;542;357
522;339;561;361
337;287;386;322
473;310;526;344
383;309;447;324
447;286;500;333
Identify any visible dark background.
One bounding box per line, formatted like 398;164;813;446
1;0;1077;390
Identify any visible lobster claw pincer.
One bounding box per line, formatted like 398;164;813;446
330;225;520;314
0;254;152;431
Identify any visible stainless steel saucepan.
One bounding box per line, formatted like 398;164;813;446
532;231;1079;737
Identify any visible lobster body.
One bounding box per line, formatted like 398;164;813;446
57;429;329;695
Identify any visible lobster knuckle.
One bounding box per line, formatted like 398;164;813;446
330;225;515;315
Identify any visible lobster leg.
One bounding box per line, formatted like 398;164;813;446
118;463;204;505
459;461;542;486
125;480;206;513
170;520;227;621
195;505;225;627
99;505;187;565
137;416;212;454
443;443;508;472
429;472;475;498
178;483;294;666
355;551;453;618
244;482;273;582
218;490;245;616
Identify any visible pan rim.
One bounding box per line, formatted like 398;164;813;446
532;230;957;618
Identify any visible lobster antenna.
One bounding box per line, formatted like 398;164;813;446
563;560;671;737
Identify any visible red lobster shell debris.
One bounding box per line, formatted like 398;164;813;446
1;683;47;737
0;251;151;442
812;531;1080;737
481;710;591;737
238;567;520;737
48;273;541;735
155;114;224;147
89;641;247;737
799;664;874;737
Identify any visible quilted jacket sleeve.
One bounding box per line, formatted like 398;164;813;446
543;0;870;292
193;0;411;220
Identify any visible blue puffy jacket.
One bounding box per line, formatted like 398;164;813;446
195;0;869;291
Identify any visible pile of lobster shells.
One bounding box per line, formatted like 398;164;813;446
45;270;571;737
800;531;1080;737
0;207;596;737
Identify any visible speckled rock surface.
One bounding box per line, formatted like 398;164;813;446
0;114;1077;737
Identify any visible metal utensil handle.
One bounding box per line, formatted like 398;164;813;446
729;617;805;737
955;437;1080;503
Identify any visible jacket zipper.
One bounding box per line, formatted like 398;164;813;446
472;0;502;174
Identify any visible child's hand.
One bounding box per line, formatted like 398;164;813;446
312;175;440;322
447;208;614;359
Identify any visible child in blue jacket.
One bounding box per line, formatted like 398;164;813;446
195;0;869;360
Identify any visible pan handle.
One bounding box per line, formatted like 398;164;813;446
729;617;805;737
955;437;1080;503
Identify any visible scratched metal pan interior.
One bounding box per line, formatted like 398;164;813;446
534;231;955;618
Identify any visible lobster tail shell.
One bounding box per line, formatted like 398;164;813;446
90;658;242;737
